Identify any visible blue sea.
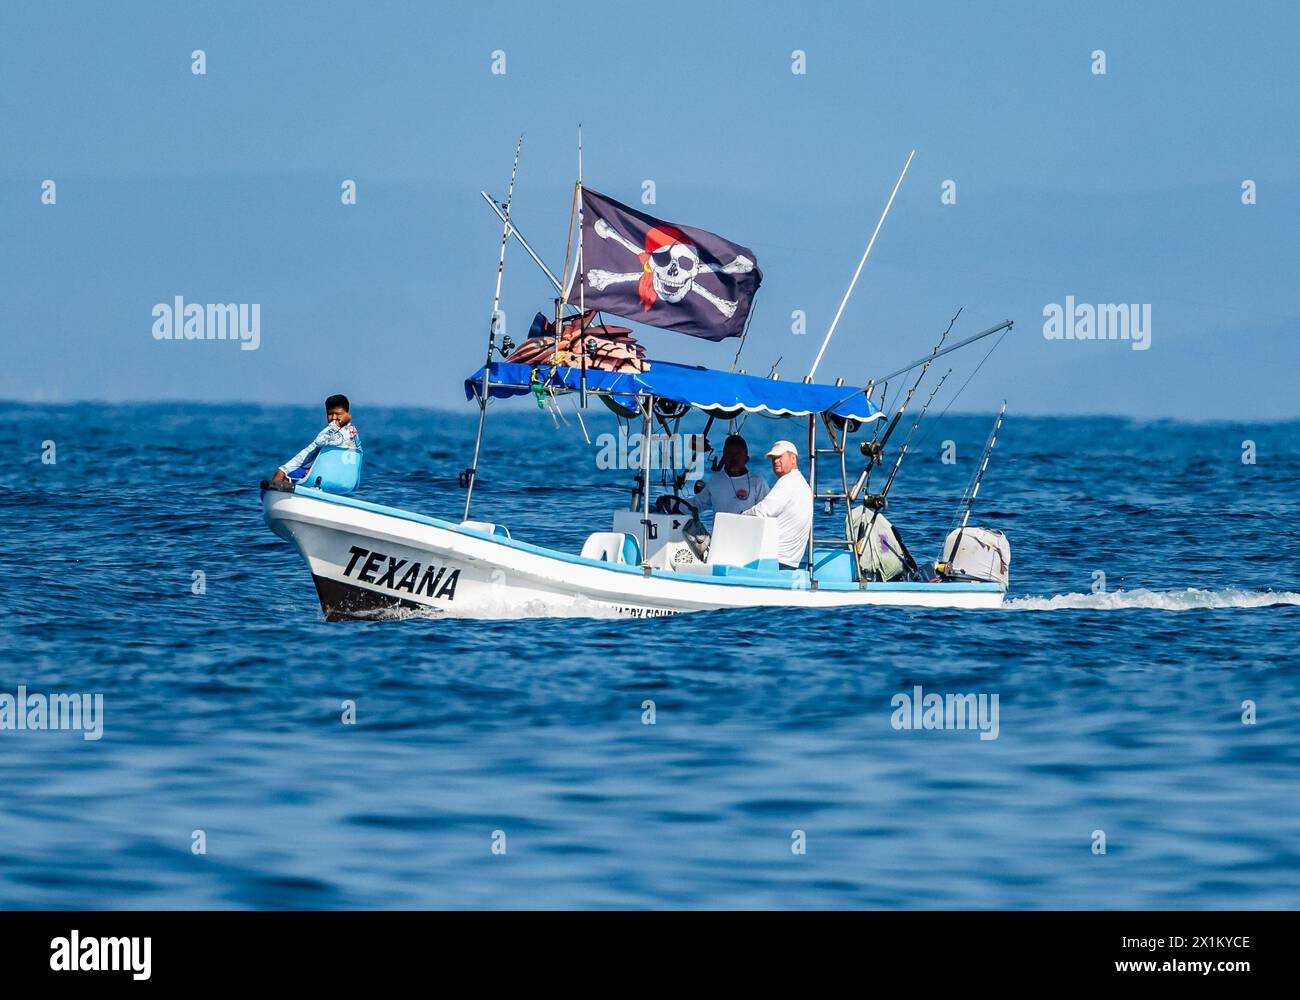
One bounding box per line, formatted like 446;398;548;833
3;403;1299;909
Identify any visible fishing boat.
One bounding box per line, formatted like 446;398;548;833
262;140;1015;620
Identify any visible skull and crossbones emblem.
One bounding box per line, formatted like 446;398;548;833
587;220;755;318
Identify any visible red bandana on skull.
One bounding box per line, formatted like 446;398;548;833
638;225;694;311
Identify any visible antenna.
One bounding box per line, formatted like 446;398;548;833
806;148;916;382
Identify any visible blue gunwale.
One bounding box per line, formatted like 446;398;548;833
284;486;1003;594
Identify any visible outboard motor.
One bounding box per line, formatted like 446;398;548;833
937;528;1010;587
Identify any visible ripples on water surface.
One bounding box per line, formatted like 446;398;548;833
3;404;1298;908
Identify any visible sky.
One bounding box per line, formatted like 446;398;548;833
2;1;1297;418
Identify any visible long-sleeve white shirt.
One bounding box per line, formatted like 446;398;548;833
694;470;769;517
279;421;361;477
743;468;812;567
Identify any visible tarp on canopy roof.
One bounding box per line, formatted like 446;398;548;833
463;360;882;422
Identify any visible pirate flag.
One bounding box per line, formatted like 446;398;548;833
568;188;762;341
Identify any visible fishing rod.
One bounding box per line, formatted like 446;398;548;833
914;324;1011;452
527;173;582;422
554;182;581;361
828;317;1013;421
729;300;758;373
871;308;961;450
480;192;564;292
870;319;1012;385
807;148;916;382
854;369;950;575
849;312;959;502
732;354;782;438
877;369;949;501
700;301;760;467
463;136;523;521
936;401;1006;578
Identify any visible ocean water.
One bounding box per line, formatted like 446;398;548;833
3;402;1299;909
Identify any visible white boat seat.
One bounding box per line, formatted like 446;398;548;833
461;520;511;539
580;531;640;566
707;512;780;569
611;510;693;569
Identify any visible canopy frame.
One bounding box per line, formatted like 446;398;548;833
462;361;890;590
464;360;885;424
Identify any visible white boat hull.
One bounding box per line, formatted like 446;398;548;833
262;486;1006;620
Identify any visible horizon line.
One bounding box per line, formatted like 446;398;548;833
5;397;1298;426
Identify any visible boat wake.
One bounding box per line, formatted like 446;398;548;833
1005;588;1300;612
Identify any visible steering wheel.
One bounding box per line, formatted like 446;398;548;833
653;494;699;517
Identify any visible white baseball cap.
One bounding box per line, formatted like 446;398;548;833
765;439;799;458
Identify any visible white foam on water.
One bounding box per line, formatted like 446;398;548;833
1005;588;1300;612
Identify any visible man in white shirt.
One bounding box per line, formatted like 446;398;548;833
693;434;769;518
743;439;813;570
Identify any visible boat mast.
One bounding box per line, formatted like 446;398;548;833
806;148;916;383
463;135;523;522
554;175;581;362
578;126;588;407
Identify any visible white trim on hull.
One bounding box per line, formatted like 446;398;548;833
262;487;1006;620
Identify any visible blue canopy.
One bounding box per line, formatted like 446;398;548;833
464;360;882;422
